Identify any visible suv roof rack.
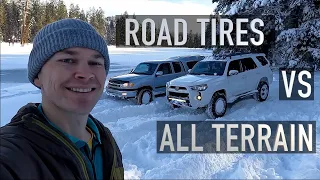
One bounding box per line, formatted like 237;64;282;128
211;50;266;60
213;52;249;59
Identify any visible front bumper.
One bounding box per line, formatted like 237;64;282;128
106;87;137;99
166;86;211;109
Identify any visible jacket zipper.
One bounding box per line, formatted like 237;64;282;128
32;120;90;180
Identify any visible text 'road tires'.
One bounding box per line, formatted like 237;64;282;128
137;88;153;105
254;81;269;102
206;92;227;119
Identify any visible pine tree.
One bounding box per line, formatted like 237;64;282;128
0;0;7;41
29;0;44;41
5;0;22;44
205;14;215;49
56;0;67;20
87;7;97;27
95;7;107;38
21;0;32;45
186;30;194;48
115;11;128;46
68;3;80;19
106;16;116;45
79;9;87;22
44;0;57;25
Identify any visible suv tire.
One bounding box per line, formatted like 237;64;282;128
206;92;227;119
254;81;269;102
137;88;153;105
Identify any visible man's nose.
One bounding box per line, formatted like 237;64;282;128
74;64;95;80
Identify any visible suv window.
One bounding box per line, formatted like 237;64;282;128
172;62;182;73
228;60;241;75
256;56;269;66
157;63;172;75
187;61;198;69
240;58;257;71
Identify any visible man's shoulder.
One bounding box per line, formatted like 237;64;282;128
6;103;42;124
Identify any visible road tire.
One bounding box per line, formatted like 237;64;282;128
254;81;269;102
206;92;227;119
137;88;153;105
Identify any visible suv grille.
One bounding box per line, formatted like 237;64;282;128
108;79;127;88
109;79;127;84
169;86;187;90
169;92;189;98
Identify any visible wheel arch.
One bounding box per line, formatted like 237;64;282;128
212;89;227;99
137;86;153;92
255;77;269;89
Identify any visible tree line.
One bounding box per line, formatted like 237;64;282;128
0;0;107;44
0;0;206;47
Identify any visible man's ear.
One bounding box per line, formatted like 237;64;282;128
34;76;42;88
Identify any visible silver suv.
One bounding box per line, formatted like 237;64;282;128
166;52;273;118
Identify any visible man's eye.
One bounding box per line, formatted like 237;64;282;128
61;59;74;63
90;62;103;66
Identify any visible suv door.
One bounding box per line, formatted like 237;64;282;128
227;59;247;96
240;58;259;91
153;62;176;95
254;55;273;84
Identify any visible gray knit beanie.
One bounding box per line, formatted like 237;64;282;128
28;18;109;87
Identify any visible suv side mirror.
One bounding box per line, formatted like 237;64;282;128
228;70;239;76
156;71;163;76
188;69;192;73
129;68;133;73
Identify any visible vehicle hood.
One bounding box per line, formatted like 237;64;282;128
169;74;223;86
110;73;149;82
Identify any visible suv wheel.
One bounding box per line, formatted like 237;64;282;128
254;81;269;102
137;88;153;105
206;92;227;119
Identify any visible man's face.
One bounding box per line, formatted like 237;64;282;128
34;47;107;115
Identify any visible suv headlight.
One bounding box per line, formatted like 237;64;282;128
190;84;208;91
122;82;134;88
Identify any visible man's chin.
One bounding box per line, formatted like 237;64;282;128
69;107;93;115
64;102;96;115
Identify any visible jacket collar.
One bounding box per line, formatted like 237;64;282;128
7;103;107;155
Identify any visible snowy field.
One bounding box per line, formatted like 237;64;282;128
1;43;319;179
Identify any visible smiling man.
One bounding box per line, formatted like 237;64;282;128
0;18;124;180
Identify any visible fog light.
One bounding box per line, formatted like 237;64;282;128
122;92;127;96
196;92;202;101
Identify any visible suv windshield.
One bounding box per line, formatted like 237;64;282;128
190;61;226;75
132;63;158;75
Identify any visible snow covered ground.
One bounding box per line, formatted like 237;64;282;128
1;42;319;179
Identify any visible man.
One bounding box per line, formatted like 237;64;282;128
0;18;124;180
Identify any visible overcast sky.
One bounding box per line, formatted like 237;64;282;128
58;0;217;16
